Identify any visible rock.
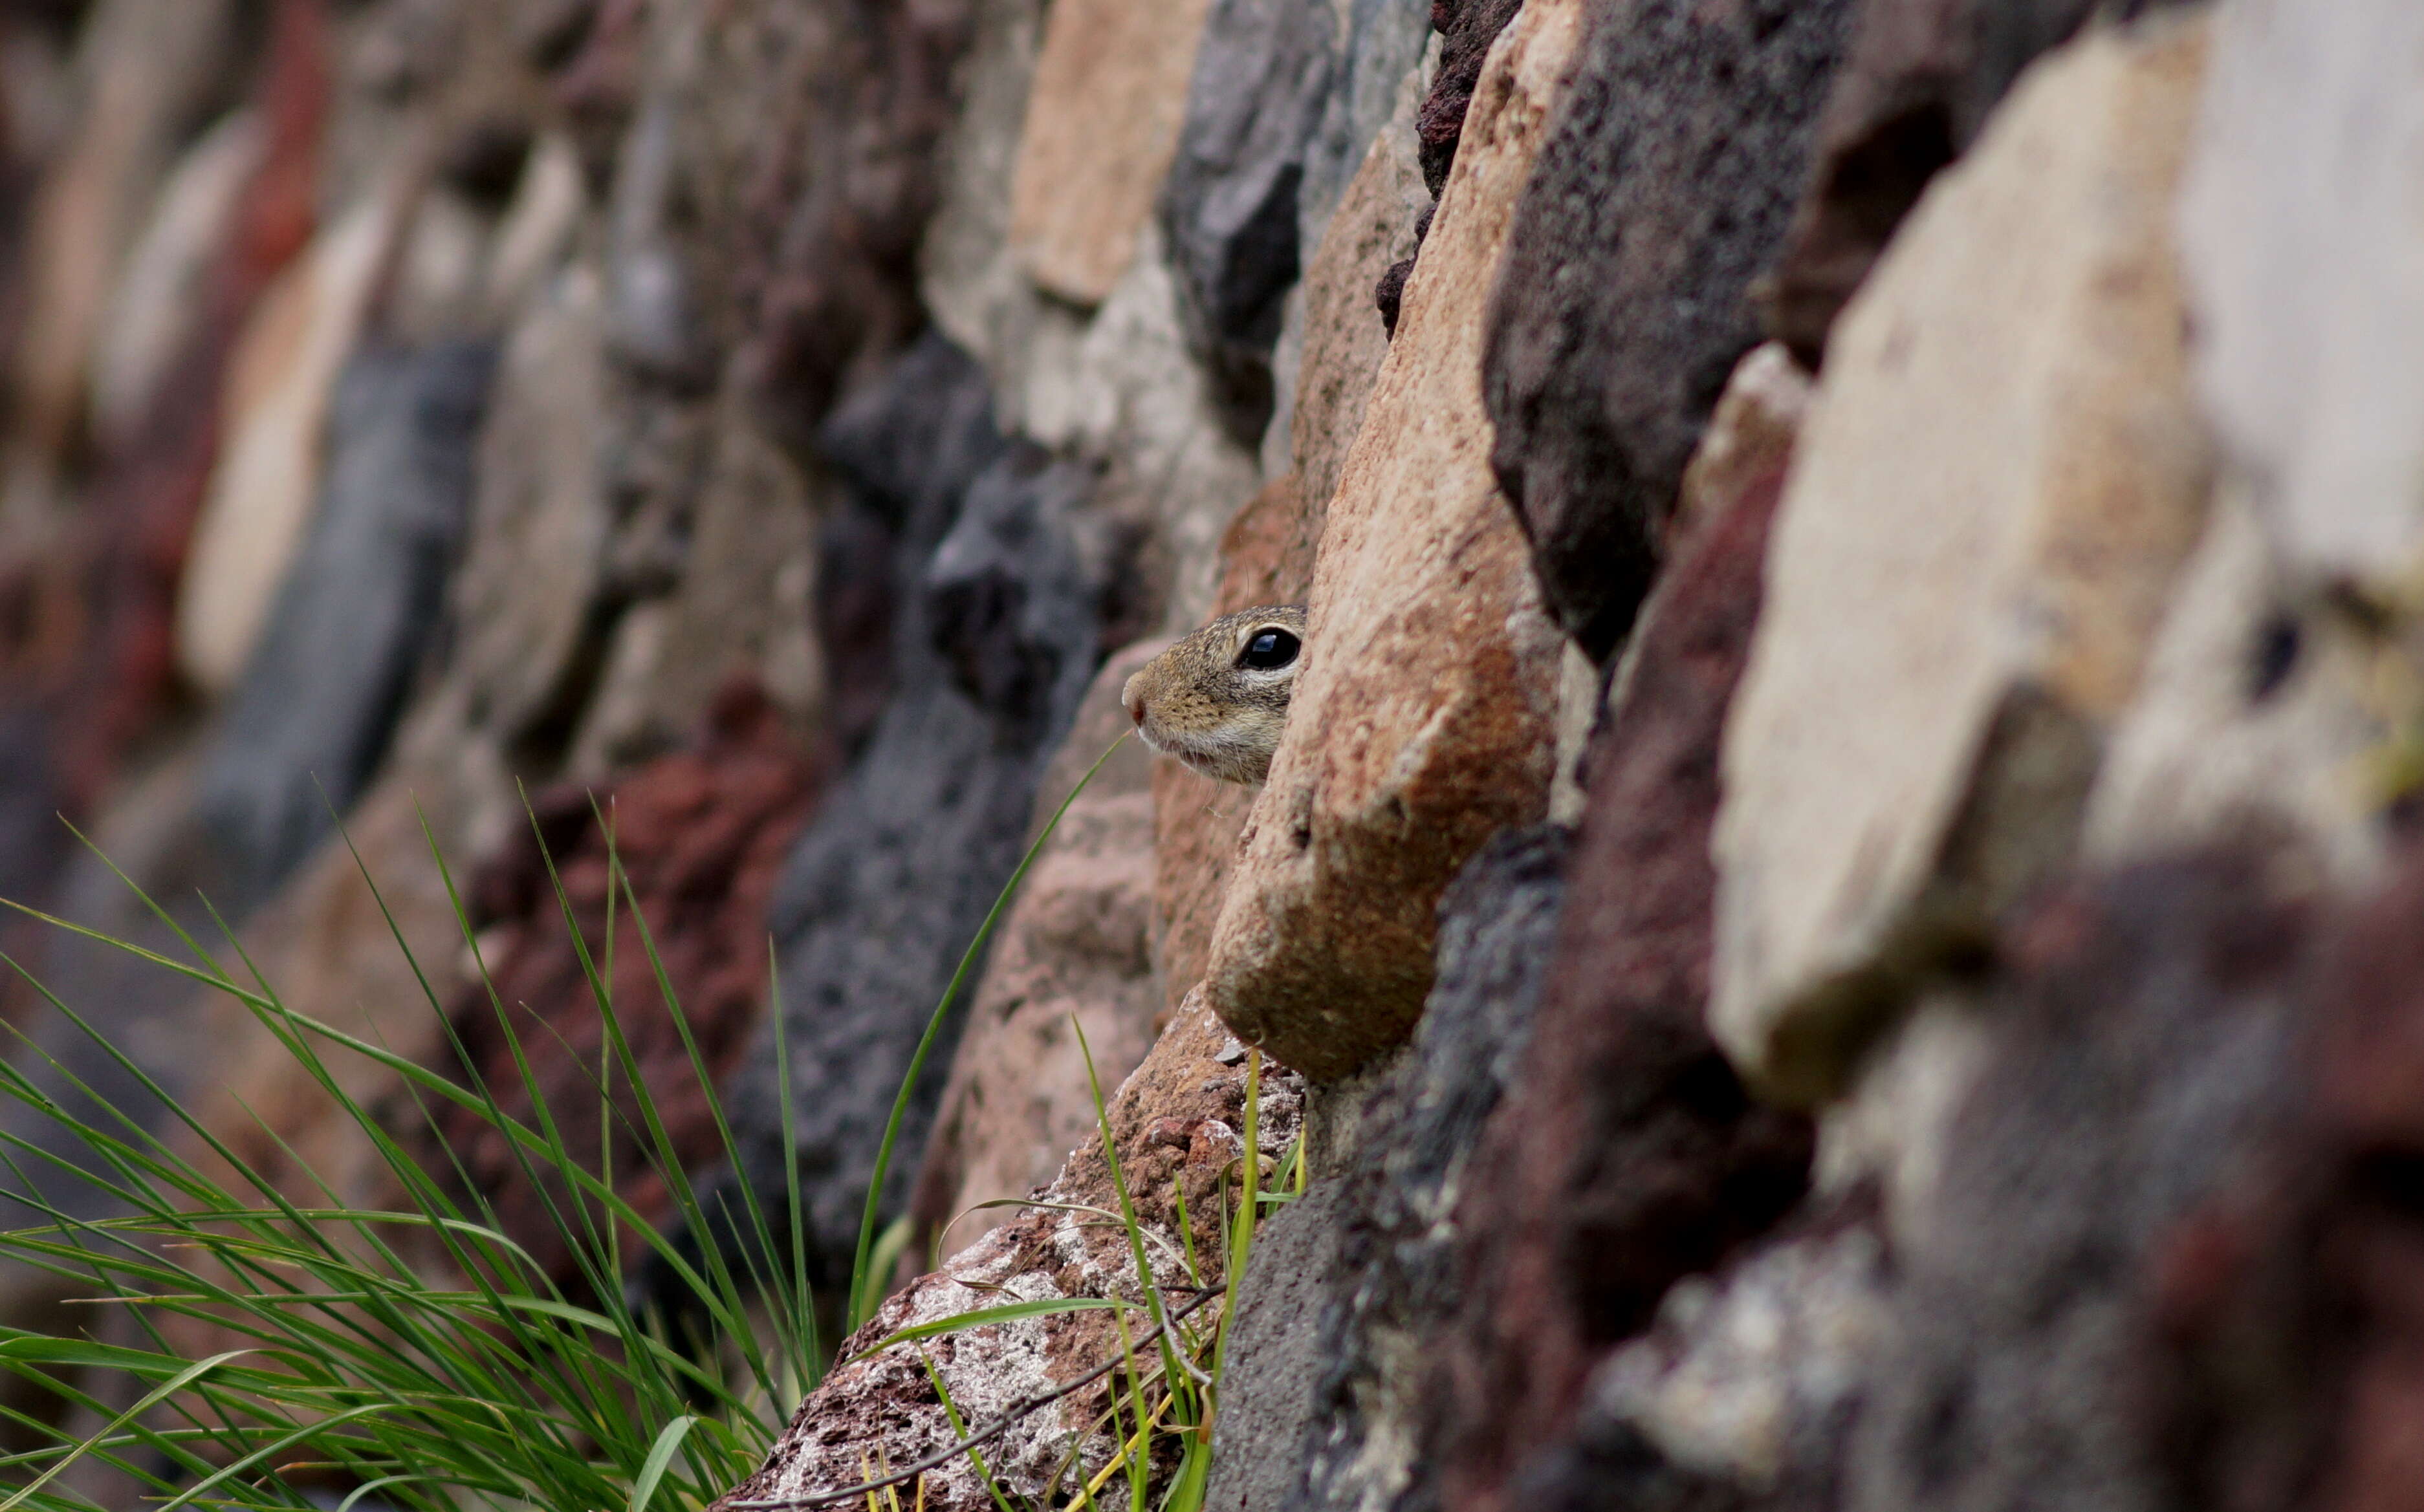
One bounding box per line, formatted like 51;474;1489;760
194;340;496;906
1294;825;1571;1512
8;0;239;457
1291;73;1428;521
2176;0;2424;586
1159;0;1334;442
1197;0;1578;1081
2082;483;2386;882
1297;0;1432;252
699;335;1115;1294
174;192;393;696
717;998;1305;1512
41;0;327;809
1373;0;1520;338
1710;14;2218;1107
87;109;264;444
450;263;611;750
1847;851;2306;1512
906;643;1164;1265
1007;0;1216;307
1765;0;2106;362
1515;1209;1888;1511
1434;357;1815;1512
426;684;822;1291
1479;0;1854;662
1203;1182;1353;1512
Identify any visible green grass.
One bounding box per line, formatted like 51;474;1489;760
0;733;1276;1512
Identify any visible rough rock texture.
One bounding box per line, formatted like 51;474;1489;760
426;686;821;1290
1007;0;1216;307
1202;1180;1353;1512
1290;825;1571;1512
906;642;1164;1266
2176;0;2424;587
1712;14;2216;1106
1480;0;1854;662
1199;0;1576;1081
704;334;1116;1293
1850;852;2307;1512
1438;349;1817;1512
1374;0;1520;338
718;1001;1305;1512
1160;0;1335;440
1766;0;2103;362
194;340;496;906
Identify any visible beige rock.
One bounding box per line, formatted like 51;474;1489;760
2082;481;2386;883
452;261;609;744
910;643;1164;1265
2177;0;2424;585
89;110;265;444
1290;74;1430;521
1710;14;2218;1106
175;195;395;695
1006;0;1215;306
11;0;235;457
1196;0;1579;1081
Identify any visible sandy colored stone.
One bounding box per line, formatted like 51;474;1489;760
2178;0;2424;585
909;643;1165;1265
1197;0;1578;1082
1711;13;2217;1106
1291;81;1429;522
1007;0;1216;306
175;193;393;695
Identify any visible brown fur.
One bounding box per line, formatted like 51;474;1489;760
1120;605;1306;786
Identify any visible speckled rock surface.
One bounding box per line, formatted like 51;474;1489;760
1712;14;2217;1106
1480;0;1853;662
1199;0;1577;1081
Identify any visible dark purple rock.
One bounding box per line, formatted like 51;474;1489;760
1480;0;1854;661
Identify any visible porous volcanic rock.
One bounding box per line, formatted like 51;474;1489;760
1160;0;1335;440
426;684;821;1290
703;334;1115;1294
1293;825;1571;1512
1480;0;1854;662
1007;0;1216;307
1848;851;2307;1512
906;642;1164;1266
1374;0;1522;337
196;340;496;906
1766;0;2107;361
1198;0;1578;1081
1712;13;2217;1107
1435;349;1816;1512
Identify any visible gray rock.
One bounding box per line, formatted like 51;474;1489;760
1160;0;1337;442
1298;0;1432;255
699;334;1115;1294
1295;825;1571;1512
1205;1182;1353;1512
196;340;497;907
1480;0;1855;662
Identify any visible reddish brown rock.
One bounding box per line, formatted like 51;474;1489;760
1434;350;1815;1512
1376;0;1528;338
1198;0;1577;1082
426;683;821;1288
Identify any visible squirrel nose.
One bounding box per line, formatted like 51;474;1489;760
1119;675;1146;728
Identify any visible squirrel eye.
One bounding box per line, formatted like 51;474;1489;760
1238;627;1300;671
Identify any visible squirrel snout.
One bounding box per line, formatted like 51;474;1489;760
1120;673;1148;729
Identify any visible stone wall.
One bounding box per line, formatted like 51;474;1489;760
3;0;2422;1509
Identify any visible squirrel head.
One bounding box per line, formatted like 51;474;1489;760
1120;605;1306;786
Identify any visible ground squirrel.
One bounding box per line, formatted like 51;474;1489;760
1120;605;1305;786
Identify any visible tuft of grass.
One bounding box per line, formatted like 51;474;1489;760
0;729;1268;1512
